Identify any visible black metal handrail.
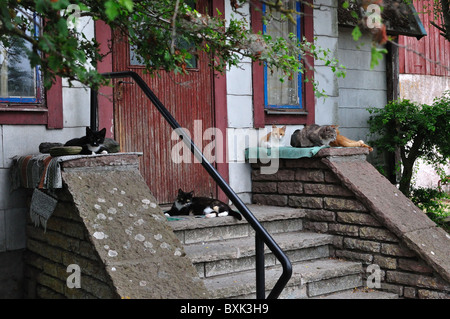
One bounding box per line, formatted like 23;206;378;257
91;71;292;299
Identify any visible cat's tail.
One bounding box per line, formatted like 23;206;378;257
229;210;243;221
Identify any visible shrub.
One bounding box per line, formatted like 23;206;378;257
367;91;450;196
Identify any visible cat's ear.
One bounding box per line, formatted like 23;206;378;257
178;188;183;194
272;125;277;128
281;126;286;130
99;128;106;137
86;126;92;134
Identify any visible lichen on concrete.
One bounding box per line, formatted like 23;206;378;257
61;158;207;299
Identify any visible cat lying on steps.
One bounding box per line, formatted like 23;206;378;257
164;189;242;220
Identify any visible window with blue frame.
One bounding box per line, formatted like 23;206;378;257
0;13;41;104
263;0;303;112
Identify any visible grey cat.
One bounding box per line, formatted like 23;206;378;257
290;124;337;147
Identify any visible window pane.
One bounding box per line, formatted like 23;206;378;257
0;11;39;103
0;37;36;99
264;0;301;108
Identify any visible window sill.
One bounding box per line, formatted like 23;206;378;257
0;106;48;112
265;108;308;115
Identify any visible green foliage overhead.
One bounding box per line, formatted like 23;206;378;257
0;0;344;92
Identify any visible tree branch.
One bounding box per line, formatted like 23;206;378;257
170;0;180;55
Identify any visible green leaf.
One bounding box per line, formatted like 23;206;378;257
351;26;362;41
342;1;350;9
370;46;388;69
105;0;120;20
119;0;134;12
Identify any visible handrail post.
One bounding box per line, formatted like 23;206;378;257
255;234;265;299
90;88;98;131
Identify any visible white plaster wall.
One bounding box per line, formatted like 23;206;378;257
400;74;450;105
0;17;94;252
314;0;339;125
225;2;254;203
337;27;387;143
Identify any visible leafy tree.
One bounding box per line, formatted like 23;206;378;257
0;0;345;91
368;91;450;196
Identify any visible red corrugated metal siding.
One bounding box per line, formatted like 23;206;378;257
399;0;450;76
112;31;217;204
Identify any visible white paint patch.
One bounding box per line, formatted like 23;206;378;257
121;190;126;195
144;241;153;248
111;267;116;271
135;234;145;241
107;207;117;214
125;226;133;236
118;202;124;207
174;248;182;256
154;234;162;241
104;245;109;250
123;241;131;250
98;198;106;203
93;231;106;239
94;204;102;210
150;202;157;208
160;242;170;249
142;199;151;205
134;218;145;226
96;213;106;220
139;281;147;287
152;214;162;221
108;250;118;257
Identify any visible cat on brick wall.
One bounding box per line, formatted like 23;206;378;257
290;124;337;147
259;125;286;148
329;125;373;152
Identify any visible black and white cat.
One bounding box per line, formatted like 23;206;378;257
165;189;242;220
65;127;107;155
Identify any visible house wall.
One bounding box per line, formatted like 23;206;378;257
0;17;94;298
225;0;341;203
337;27;387;143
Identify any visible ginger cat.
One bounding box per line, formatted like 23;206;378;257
329;125;373;152
260;125;286;148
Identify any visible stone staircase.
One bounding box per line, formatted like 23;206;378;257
167;205;399;299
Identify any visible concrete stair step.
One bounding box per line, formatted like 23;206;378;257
166;204;399;299
312;288;399;299
168;205;306;244
185;231;334;278
203;258;363;299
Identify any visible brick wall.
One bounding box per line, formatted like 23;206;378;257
250;150;449;298
24;189;119;299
